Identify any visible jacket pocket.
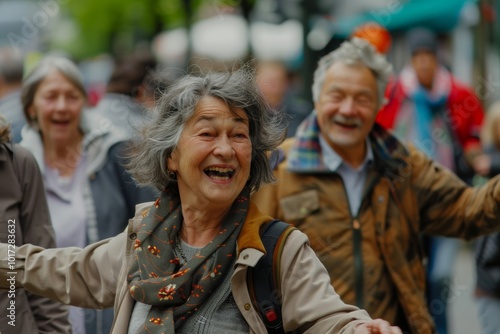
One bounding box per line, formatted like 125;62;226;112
279;189;320;221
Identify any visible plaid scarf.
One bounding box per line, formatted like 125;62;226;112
287;110;408;173
286;110;328;173
127;187;250;333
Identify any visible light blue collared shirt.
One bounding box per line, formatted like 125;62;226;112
319;135;374;216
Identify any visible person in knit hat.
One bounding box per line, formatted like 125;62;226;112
351;21;392;55
406;27;439;89
407;27;438;55
376;27;484;334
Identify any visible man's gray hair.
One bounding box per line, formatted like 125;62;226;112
21;56;87;126
312;37;393;107
126;67;287;192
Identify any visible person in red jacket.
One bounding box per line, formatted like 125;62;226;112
376;28;483;174
376;27;484;334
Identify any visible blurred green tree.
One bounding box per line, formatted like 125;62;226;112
58;0;210;59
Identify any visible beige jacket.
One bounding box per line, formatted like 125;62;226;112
0;201;372;334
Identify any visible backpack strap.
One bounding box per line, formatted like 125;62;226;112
249;219;296;334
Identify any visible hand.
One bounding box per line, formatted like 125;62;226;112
471;154;491;177
355;319;402;334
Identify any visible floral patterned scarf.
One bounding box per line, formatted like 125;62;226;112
127;187;249;333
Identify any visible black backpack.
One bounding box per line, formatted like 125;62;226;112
248;219;296;334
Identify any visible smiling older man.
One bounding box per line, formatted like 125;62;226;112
252;37;500;334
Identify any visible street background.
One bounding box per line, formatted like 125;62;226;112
450;242;481;334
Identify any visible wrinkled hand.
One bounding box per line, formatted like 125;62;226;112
355;319;402;334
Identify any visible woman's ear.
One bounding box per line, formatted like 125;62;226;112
166;155;178;180
28;105;36;120
27;106;38;126
166;154;177;172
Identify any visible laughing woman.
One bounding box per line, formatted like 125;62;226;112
18;56;157;334
2;68;400;334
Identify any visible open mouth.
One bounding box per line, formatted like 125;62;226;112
334;120;358;129
204;167;235;181
52;120;71;125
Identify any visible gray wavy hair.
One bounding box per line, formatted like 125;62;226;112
126;68;287;192
21;56;87;126
312;37;393;107
0;115;11;144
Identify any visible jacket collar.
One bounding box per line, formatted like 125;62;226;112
369;121;409;175
287;111;409;175
236;202;273;254
134;200;272;256
286;110;327;173
132;198;272;257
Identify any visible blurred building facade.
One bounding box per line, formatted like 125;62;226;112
0;0;498;106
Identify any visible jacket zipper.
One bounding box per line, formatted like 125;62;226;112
352;217;364;308
342;172;380;309
337;175;365;309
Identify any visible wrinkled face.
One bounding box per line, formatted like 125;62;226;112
28;69;85;144
412;51;438;90
314;62;378;155
167;95;252;209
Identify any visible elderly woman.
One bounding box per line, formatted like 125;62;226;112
19;56;157;334
0;115;71;333
1;69;400;334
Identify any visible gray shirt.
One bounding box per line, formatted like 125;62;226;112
319;135;373;216
44;155;88;334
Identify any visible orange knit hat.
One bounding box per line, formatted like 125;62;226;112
352;22;392;54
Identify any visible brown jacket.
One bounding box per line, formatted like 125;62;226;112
252;128;500;334
0;201;373;334
0;143;70;334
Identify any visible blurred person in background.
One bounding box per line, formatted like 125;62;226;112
0;48;26;143
376;27;484;334
471;101;500;334
90;52;158;136
255;60;311;138
471;101;500;180
0;114;71;333
19;56;157;334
